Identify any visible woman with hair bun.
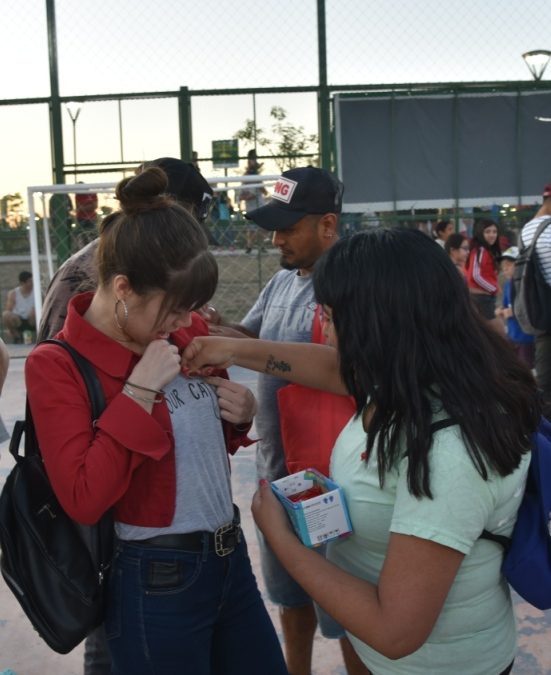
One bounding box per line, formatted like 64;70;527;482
25;167;287;675
183;228;540;675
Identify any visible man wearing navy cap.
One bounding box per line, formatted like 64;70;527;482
207;167;368;675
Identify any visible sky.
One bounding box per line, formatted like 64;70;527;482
1;0;551;210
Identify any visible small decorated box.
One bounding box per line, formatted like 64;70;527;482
271;469;353;548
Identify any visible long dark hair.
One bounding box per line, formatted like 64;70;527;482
313;229;539;498
468;218;501;269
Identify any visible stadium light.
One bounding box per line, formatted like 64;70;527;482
65;103;82;182
522;50;551;81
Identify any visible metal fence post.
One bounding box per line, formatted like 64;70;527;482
46;0;64;185
179;86;193;163
317;0;331;170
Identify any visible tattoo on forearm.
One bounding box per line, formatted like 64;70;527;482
265;354;292;375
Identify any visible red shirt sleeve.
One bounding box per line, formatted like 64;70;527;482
25;347;172;525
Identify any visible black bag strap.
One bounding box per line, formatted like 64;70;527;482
418;418;513;553
426;419;512;551
11;340;105;461
21;339;112;572
479;528;511;552
430;418;456;434
521;216;551;256
42;339;105;420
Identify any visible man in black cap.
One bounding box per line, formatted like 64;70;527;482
37;158;213;342
207;166;368;675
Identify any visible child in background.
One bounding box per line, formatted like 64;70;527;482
495;246;535;369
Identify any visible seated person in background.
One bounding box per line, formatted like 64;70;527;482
495;246;535;369
2;271;35;343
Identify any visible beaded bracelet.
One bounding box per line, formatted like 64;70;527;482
125;380;164;396
123;383;163;404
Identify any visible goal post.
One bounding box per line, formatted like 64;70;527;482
26;174;279;326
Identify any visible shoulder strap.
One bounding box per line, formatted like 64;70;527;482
427;419;513;551
479;529;511;552
523;216;551;255
17;340;105;460
42;339;105;419
430;418;456;433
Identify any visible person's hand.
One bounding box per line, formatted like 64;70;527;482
183;336;236;372
502;307;513;319
252;479;295;544
206;376;257;424
128;339;181;391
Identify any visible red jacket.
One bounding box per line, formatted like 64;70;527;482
466;246;498;295
25;292;252;527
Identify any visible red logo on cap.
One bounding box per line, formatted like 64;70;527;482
273;177;298;204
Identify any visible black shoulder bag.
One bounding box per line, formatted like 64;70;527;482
0;339;113;654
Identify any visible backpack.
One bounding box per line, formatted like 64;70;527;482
480;416;551;610
0;339;113;653
512;217;551;335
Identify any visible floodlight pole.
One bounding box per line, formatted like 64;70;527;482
522;50;551;81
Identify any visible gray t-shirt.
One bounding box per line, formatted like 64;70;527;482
116;372;233;540
241;269;317;482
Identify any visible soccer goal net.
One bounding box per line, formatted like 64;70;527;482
27;173;280;326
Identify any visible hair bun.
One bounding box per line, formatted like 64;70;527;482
116;166;170;214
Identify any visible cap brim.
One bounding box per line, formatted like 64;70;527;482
245;202;308;230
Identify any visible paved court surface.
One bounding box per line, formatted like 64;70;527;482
0;345;550;674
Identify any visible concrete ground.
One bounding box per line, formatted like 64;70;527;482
0;345;550;674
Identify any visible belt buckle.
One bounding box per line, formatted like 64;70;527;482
214;522;241;557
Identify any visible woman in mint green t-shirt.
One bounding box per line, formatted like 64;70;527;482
184;228;540;675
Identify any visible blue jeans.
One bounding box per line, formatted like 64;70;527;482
105;537;287;675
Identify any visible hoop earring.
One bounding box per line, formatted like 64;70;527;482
114;298;129;331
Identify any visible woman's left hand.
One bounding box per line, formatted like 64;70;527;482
252;479;294;543
206;376;257;425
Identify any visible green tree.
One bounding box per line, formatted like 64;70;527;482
234;107;318;172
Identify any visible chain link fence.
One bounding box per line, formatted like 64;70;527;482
1;0;551;337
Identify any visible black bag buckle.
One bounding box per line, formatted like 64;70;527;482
214;521;241;557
